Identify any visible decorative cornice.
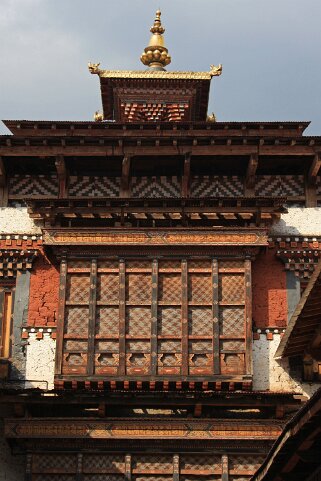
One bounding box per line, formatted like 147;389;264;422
0;249;38;278
97;69;214;80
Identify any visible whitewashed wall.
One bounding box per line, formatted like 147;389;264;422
271;207;321;236
0;207;42;234
253;334;320;397
25;334;56;390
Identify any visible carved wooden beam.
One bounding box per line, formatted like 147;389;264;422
182;152;191;197
55;155;68;198
120;155;131;197
244;153;258;195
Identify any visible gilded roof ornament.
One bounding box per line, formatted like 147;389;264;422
140;10;171;70
210;64;223;77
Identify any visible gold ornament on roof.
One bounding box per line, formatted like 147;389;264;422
94;110;104;122
210;64;223;77
140;10;171;70
88;62;101;74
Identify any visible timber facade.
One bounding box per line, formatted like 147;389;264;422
0;10;320;481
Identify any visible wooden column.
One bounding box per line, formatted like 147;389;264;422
305;153;321;207
150;259;158;375
118;259;126;375
125;454;132;481
76;453;83;481
87;259;97;376
212;258;220;374
25;453;32;481
182;152;191;197
221;454;229;481
55;257;67;375
244;153;258;196
173;454;179;481
120;155;131;197
181;259;188;376
244;259;253;375
0;156;8;207
55;155;68;198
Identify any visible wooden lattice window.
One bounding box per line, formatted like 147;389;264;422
55;257;252;380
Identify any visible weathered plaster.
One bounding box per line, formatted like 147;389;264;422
25;333;56;390
253;334;320;398
0;207;42;234
270;207;321;236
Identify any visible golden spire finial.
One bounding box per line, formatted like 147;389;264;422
140;10;171;70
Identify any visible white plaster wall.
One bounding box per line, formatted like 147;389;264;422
0;423;25;481
25;333;56;390
0;207;42;234
270;207;321;236
253;334;320;398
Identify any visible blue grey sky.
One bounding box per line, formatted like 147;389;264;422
1;0;321;134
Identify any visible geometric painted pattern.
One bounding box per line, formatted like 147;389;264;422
83;454;125;472
131;176;181;198
9;175;58;197
189;340;212;352
64;307;89;335
219;307;244;336
180;454;221;470
32;454;77;473
219;275;244;302
188;307;212;336
159;275;182;303
126;307;151;336
255;175;304;197
132;455;173;471
66;275;90;303
188;274;211;303
97;274;119;302
126;274;151;303
191;176;243;197
96;307;119;336
158;307;181;336
69;176;121;197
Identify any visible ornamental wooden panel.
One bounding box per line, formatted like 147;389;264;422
55;257;251;380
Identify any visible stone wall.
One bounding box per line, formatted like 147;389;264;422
25;333;56;390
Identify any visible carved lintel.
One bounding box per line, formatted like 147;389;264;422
0;249;38;279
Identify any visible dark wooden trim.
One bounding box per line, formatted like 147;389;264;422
0;156;8;207
87;258;97;376
181;259;188;376
55;257;67;375
244;259;253;375
212;258;220;374
0;290;4;357
308;153;321;184
118;259;126;376
150;259;158;376
305;174;317;207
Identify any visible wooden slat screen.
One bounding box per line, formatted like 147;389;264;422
56;258;251;379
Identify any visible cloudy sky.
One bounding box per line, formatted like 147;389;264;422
1;0;321;134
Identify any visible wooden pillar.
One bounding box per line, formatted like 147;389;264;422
305;153;321;207
173;454;180;481
120;155;131;197
212;258;220;374
221;454;229;481
25;453;32;481
150;259;158;375
55;155;68;198
244;258;253;375
244;153;258;196
181;259;188;376
182;152;191;197
76;453;83;481
55;257;67;375
87;259;97;376
125;454;132;481
0;156;8;207
118;259;126;375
